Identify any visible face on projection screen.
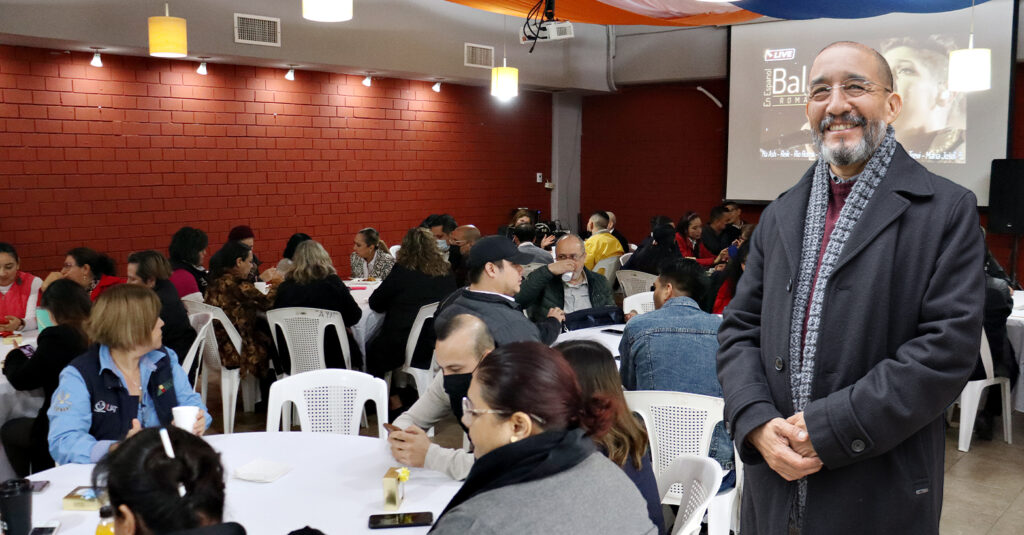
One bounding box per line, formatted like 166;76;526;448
726;0;1014;205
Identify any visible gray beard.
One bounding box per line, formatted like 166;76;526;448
812;119;887;168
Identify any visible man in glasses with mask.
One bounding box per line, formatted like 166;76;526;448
717;41;983;534
387;314;493;480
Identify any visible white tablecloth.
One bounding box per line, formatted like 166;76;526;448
1;331;44;481
1008;292;1024;412
555;326;624;362
29;432;462;534
346;280;385;359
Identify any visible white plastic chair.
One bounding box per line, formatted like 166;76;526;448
266;369;388;437
181;292;204;303
267;307;353;375
594;255;621;282
398;302;439;401
624;391;722;505
520;262;547;278
617;269;658;297
389;245;401;258
180;312;213;389
629;243;638;252
184;301;260;434
623;291;656;316
953;333;1013;452
707;444;743;535
658;455;724;535
619;252;633;266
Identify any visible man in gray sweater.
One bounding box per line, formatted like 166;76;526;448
435;236;564;345
387;314;493;479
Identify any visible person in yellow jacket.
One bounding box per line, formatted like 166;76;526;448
583;211;624;271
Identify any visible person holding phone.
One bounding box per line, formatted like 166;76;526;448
1;279;91;476
429;342;656;534
47;284;211;464
0;243;42;333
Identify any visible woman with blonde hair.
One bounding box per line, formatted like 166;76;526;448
47;284;210;465
273;240;362;370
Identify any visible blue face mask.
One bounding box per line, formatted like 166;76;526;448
36;308;56;332
436;239;450;253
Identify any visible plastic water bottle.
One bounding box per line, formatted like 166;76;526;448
96;505;115;535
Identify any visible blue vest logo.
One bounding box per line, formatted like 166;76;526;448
94;401;119;414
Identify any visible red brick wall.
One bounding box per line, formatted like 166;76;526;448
580;80;731;242
0;45;552;276
581;75;1024;280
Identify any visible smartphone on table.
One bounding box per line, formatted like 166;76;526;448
31;480;50;492
29;521;60;535
368;512;434;529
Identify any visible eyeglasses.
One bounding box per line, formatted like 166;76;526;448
461;397;546;425
555;253;582;261
807;78;892;102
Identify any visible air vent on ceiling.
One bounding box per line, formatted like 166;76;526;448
464;43;494;69
234;13;281;47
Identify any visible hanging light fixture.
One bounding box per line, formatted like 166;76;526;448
285;65;296;81
149;3;188;58
302;0;353;22
432;81;442;93
362;74;372;87
89;47;104;68
196;56;209;75
491;16;518;102
948;0;991;92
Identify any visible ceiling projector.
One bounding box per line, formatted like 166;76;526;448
520;20;574;44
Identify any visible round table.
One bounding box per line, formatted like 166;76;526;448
29;432;462;534
345;280;385;358
1;330;44;481
1008;292;1024;412
555;326;624;357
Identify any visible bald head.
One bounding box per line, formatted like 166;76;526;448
437;314;495;363
817;41;895;92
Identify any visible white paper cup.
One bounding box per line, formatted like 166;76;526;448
172;406;200;432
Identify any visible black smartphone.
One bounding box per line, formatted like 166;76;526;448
601;328;624;334
30;480;50;492
368;512;434;529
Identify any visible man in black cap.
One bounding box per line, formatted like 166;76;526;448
435;236;564;346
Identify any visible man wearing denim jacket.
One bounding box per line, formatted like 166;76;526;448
619;258;735;489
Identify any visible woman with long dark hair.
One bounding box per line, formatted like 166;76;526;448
168;226;210;299
430;342;656;534
50;247;122;301
555;340;665;533
675;212;727;269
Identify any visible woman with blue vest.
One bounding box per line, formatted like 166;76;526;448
48;284;211;465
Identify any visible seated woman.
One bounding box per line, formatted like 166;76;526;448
273;240;362;370
350;227;395;280
92;427;245;535
624;224;682;276
711;242;749;315
555;340;665;534
127;251;198;365
675;212;727;269
168;226;210;300
430;342;657;534
1;279;91;476
275;233;312;277
0;242;42;332
48;284;210;465
205;241;277;380
47;247;123;300
367;227;456;377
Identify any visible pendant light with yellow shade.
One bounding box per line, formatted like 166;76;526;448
149;3;188;58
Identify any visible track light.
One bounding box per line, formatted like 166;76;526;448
196;57;208;75
285;65;296;81
432;81;442;93
362;75;372;87
89;47;104;67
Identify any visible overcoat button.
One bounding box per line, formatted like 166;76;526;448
774;357;785;371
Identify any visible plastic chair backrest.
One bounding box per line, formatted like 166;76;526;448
594;255;621;281
181;312;213;384
267;307;352;374
184;300;242;359
659;455;723;535
617;270;658;297
619;252;633;266
980;331;995;379
403;302;439;370
623;291;656;315
389;245;401;258
624;390;723;501
266;369;388;437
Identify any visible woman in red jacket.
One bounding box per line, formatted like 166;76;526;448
675;211;727;268
0;243;42;332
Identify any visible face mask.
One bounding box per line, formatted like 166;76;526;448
443;372;473;429
436;239;450;253
36;308;56;332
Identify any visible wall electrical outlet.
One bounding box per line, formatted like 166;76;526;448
536;172;543;183
544;181;554;190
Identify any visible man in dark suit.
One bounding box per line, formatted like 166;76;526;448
717;41;984;534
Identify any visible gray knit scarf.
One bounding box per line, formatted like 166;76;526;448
789;125;897;529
